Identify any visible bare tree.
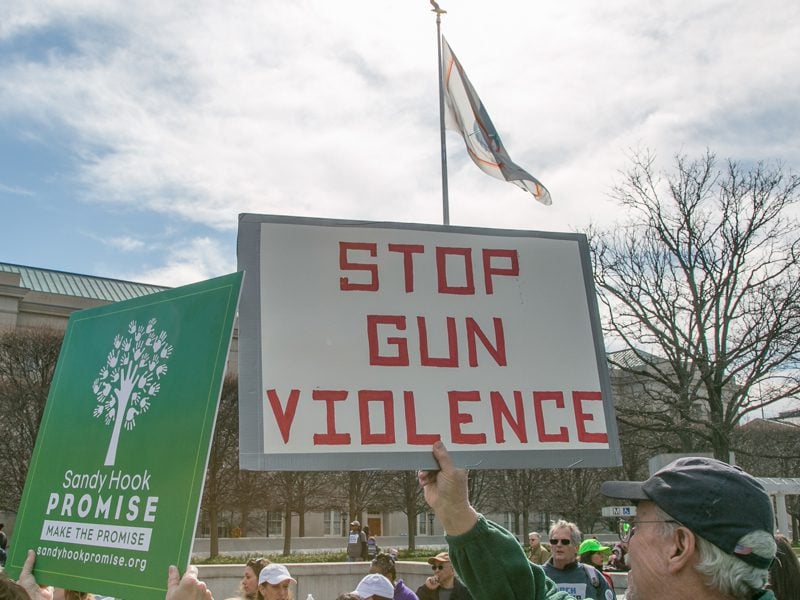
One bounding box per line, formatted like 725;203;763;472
590;150;800;460
269;471;328;555
546;467;616;534
484;469;549;540
733;417;800;541
342;471;385;524
202;374;239;557
383;471;427;551
0;327;62;511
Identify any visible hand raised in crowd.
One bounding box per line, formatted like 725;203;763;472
17;549;54;600
166;565;213;600
423;574;441;590
417;441;479;537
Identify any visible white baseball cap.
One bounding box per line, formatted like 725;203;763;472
258;564;296;585
351;573;394;598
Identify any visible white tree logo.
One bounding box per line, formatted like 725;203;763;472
92;318;174;466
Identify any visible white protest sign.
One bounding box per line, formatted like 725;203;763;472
237;215;620;470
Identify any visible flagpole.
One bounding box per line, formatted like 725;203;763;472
432;1;449;225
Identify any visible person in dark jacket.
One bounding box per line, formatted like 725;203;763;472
370;553;419;600
415;552;473;600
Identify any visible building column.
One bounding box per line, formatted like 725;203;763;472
774;492;791;537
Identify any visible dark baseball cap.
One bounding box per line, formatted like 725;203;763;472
601;456;774;569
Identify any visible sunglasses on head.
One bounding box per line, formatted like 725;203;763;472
549;538;571;546
431;564;447;571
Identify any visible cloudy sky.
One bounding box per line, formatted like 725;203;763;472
1;0;799;286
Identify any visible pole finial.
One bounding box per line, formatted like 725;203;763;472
430;0;446;15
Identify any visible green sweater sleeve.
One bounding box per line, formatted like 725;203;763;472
446;515;576;600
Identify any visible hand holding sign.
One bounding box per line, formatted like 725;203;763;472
418;441;479;536
166;565;213;600
17;550;54;600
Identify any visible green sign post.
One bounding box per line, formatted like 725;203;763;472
5;272;243;600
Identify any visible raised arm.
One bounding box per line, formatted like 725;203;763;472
418;441;574;600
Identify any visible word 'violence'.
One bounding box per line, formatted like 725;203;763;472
266;388;607;446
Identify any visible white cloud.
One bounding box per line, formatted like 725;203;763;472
1;0;799;286
115;236;234;287
104;235;145;252
0;183;34;196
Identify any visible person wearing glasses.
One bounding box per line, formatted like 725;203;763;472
541;521;612;600
602;456;777;600
416;552;473;600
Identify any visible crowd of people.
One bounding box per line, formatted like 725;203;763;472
2;442;799;600
227;548;475;600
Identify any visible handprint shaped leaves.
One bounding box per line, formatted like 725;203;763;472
92;318;174;466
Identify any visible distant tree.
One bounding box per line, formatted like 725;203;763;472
383;471;427;551
465;469;491;515
232;469;270;537
202;374;239;557
92;319;173;466
0;327;62;511
485;469;549;541
342;471;385;525
590;150;800;460
269;471;328;555
732;417;800;541
545;467;614;534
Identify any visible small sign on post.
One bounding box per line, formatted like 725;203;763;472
601;506;637;518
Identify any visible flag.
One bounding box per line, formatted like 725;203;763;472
441;36;552;205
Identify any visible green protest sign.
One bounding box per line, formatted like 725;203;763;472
5;272;243;600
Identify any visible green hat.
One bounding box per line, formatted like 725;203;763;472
578;539;610;556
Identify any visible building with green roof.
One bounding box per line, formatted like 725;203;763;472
0;262;168;330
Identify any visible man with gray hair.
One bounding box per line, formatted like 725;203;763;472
602;456;776;600
417;441;778;600
542;520;611;599
528;531;551;565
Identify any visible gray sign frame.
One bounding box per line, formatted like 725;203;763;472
237;213;621;471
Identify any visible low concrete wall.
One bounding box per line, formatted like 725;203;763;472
195;562;628;600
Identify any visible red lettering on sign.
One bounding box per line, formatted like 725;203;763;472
367;315;409;366
359;390;396;444
339;242;378;291
483;249;519;294
437;247;475;295
466;317;507;366
449;391;487;444
490;390;527;443
573;391;608;443
312;390;351;445
388;243;425;292
404;391;440;445
533;391;570;442
418;316;459;367
266;389;300;444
